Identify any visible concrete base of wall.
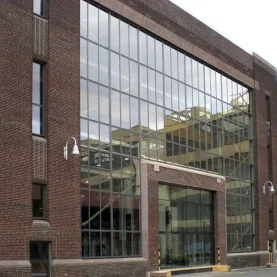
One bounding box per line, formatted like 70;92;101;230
228;252;269;269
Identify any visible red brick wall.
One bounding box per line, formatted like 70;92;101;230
46;0;81;259
93;0;254;88
0;0;33;261
146;163;227;265
253;55;277;255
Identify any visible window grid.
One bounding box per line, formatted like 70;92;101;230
80;0;253;254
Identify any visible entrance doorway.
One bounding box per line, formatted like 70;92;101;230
159;184;214;268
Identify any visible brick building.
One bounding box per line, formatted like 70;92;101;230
1;0;277;276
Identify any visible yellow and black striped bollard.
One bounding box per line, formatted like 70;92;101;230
217;246;220;265
158;250;161;270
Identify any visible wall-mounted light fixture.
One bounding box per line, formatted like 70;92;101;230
263;181;275;194
64;137;80;160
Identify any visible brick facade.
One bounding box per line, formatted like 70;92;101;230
1;0;277;276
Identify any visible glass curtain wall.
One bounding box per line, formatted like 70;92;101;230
159;184;214;268
80;0;253;255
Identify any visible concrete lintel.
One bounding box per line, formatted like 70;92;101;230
52;257;147;266
0;260;31;268
141;159;226;180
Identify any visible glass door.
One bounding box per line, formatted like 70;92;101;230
159;184;214;268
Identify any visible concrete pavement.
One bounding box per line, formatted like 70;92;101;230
176;267;277;277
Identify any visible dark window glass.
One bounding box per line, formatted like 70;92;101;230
33;0;44;16
32;184;44;218
30;242;49;274
32;62;43;135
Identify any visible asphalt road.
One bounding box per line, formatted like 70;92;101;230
176;267;277;277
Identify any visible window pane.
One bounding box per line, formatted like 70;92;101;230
147;36;155;68
80;79;88;118
99;47;109;86
130;61;138;97
30;242;48;273
111;90;120;127
88;42;98;82
185;56;192;86
120;21;129;56
99;86;109;124
80;0;87;38
88;4;98;42
130;97;139;129
32;105;42;135
148;69;156;103
155;40;163;72
140;101;148;130
172;80;178;111
88;82;98;120
89;121;99;148
121;94;130;129
164;76;171;109
171;48;178;79
140;65;148;100
32;63;42;105
130;26;138;60
111;52;120;90
32;184;44;218
99;10;108;47
149;103;157;131
121;57;129;93
198;63;204;91
80;38;87;78
164;45;171;76
192;60;198;89
139;31;147;65
80;119;88;143
156;72;164;106
33;0;44;16
110;16;119;52
178;52;185;82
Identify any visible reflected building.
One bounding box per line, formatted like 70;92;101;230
2;0;277;277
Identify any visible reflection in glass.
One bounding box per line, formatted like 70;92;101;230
164;45;171;76
111;52;120;90
130;61;139;96
80;38;87;78
120;21;129;57
99;10;108;46
130;26;138;60
110;16;119;52
140;65;148;100
139;31;147;65
88;82;98;120
81;4;252;255
156;40;163;72
121;57;129;93
148;36;155;69
99;86;109;124
148;69;156;103
88;42;98;82
99;47;109;86
159;185;214;268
